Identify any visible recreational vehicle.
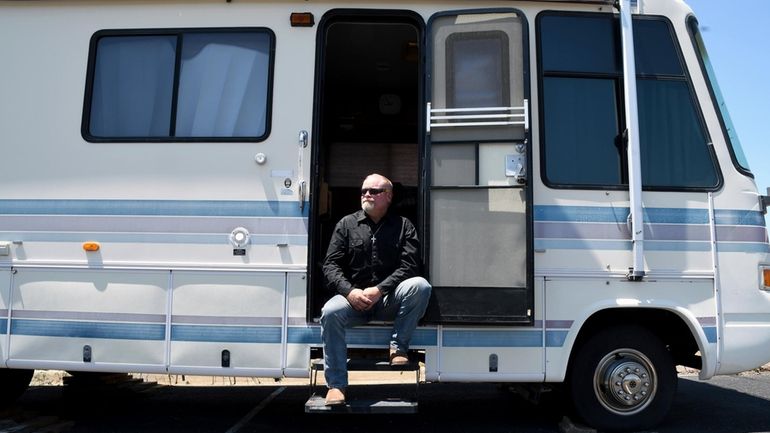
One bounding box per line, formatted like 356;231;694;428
1;0;769;430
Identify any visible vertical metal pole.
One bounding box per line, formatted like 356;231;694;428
620;0;645;280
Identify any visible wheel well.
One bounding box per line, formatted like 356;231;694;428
568;308;701;372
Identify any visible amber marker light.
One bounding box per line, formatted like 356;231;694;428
83;242;100;252
763;268;770;290
290;12;315;27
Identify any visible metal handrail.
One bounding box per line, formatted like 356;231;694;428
427;100;529;133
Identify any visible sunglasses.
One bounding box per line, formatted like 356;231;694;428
361;188;389;196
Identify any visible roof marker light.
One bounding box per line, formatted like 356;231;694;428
290;12;315;27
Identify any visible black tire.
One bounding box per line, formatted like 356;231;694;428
0;368;33;405
568;325;677;432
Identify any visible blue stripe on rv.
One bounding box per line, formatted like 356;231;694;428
0;199;309;218
11;319;165;340
0;318;6;334
442;330;543;348
534;205;765;226
0;232;309;245
546;330;568;347
171;325;282;343
286;327;438;346
534;239;769;253
703;326;717;343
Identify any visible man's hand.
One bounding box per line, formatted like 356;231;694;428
346;288;373;311
362;287;382;305
346;287;382;311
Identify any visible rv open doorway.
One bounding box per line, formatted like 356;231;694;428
308;11;424;320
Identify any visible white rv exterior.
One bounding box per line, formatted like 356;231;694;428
1;0;769;430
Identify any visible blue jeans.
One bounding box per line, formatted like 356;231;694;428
320;276;432;389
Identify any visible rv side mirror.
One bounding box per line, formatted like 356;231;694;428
761;187;770;214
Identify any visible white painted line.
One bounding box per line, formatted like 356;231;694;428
225;386;286;433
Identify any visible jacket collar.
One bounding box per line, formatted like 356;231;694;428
355;209;392;224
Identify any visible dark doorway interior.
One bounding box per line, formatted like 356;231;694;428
309;13;423;319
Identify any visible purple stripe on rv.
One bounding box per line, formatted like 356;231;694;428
11;310;166;323
535;222;767;243
171;315;282;326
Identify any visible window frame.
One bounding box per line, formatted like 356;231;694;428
535;11;723;192
81;27;276;143
686;15;753;178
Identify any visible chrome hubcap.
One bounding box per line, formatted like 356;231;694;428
594;349;657;415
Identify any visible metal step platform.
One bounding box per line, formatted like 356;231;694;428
305;354;422;414
305;395;418;414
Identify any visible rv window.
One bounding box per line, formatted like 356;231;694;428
85;29;274;141
635;18;719;189
538;13;719;190
429;12;526;143
688;17;752;175
542;76;622;185
540;14;617;74
446;31;510;108
633;19;682;76
89;36;177;137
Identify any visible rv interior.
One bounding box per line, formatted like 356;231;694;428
309;15;422;318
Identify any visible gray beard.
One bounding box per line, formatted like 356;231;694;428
361;201;374;213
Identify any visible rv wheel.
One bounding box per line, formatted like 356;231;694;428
568;325;676;432
0;368;33;405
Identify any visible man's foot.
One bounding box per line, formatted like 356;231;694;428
325;388;346;406
389;348;408;366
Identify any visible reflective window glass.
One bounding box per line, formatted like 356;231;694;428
176;32;271;137
540;14;617;74
688;17;751;172
446;31;510;108
90;36;176;137
86;29;273;141
543;77;622;185
538;13;719;189
638;80;718;187
634;19;683;76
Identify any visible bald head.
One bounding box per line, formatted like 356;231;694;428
364;174;393;190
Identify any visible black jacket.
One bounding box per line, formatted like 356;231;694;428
323;210;419;297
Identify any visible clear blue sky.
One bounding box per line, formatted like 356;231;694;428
686;0;770;216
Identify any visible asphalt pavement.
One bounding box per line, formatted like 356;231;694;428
5;373;770;433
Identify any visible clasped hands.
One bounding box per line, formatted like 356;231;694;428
347;287;382;311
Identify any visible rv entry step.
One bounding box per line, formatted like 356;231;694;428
305;395;418;414
306;352;422;414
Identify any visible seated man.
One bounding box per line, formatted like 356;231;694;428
320;173;432;406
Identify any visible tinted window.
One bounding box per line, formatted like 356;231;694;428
538;13;719;189
176;32;272;137
638;80;718;187
447;31;510;108
90;36;176;137
634;20;683;76
688;17;751;173
86;29;274;141
543;77;621;185
540;15;617;74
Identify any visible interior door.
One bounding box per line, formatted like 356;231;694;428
423;9;532;324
